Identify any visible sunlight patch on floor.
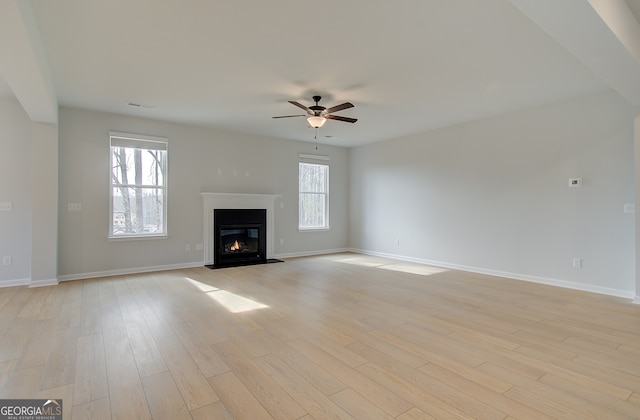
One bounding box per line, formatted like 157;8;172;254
379;263;449;276
185;277;219;292
334;256;390;267
185;277;269;313
206;290;269;313
334;256;449;276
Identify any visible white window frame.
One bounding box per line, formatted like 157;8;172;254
109;131;168;239
298;154;330;231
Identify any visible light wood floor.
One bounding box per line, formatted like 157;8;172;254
1;253;639;419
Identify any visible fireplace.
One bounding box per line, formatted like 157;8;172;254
214;209;266;267
201;193;280;266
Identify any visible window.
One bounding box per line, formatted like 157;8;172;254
109;132;167;238
299;156;329;230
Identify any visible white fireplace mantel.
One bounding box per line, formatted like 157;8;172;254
201;193;281;265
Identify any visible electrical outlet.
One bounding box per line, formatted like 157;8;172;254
280;238;285;245
67;203;82;212
195;243;203;251
624;203;635;214
572;257;582;269
0;202;12;211
2;256;11;266
185;244;191;252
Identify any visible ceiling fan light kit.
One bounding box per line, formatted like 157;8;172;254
307;116;327;128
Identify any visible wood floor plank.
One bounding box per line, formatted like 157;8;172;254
182;312;229;346
97;278;118;306
252;328;348;397
0;288;33;336
356;362;477;419
141;371;191;420
38;283;68;321
156;334;219;411
36;383;73;420
125;320;167;378
215;339;307;419
538;373;640;419
505;382;626;419
40;327;79;390
0;360;16;398
190;401;234;420
288;337;413;417
396;407;437;420
104;341;152;419
369;327;487;370
329;387;394;420
140;304;176;340
172;321;230;378
207;371;273;420
71;396;111;420
0;315;36;362
78;302;103;336
54;303;81;331
17;286;50;318
255;352;354;419
3;365;43;399
100;305;129;348
0;286;19;314
418;361;551;419
73;333;108;405
15;318;57;370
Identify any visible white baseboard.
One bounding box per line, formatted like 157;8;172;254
273;248;349;259
0;278;30;288
58;261;205;282
349;248;636;300
29;278;59;288
633;296;640;305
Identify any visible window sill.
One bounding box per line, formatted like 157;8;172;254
298;228;330;232
108;234;168;242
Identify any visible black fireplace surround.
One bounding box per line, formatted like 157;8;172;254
213;209;267;268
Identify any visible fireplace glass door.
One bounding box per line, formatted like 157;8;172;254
220;226;260;255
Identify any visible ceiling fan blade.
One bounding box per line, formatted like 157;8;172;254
288;101;311;113
272;114;306;119
326;102;354;114
326;115;358;123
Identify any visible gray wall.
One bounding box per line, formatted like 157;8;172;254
349;91;636;296
0;98;32;284
58;107;349;279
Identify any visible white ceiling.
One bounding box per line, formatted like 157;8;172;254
3;0;640;147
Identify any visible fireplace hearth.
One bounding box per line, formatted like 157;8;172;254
213;208;267;268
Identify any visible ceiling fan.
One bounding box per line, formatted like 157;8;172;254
272;95;357;128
